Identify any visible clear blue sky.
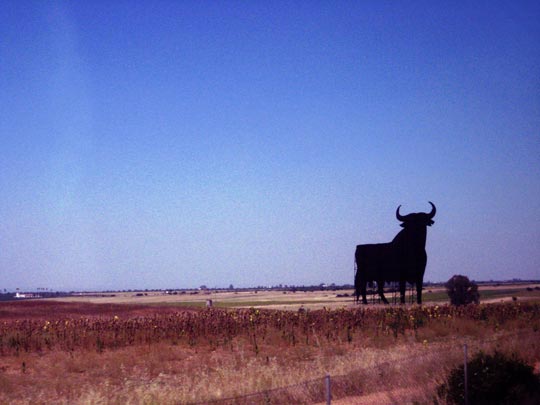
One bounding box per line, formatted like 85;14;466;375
1;1;539;291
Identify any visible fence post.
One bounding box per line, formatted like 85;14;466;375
464;344;468;405
325;374;331;405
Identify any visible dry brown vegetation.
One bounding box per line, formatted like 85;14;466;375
0;296;539;404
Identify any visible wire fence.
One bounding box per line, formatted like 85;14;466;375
189;376;328;405
181;329;539;404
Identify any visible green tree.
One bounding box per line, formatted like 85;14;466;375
445;275;480;306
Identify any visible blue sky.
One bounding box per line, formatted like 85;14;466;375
1;1;539;290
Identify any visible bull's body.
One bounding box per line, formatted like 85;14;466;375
354;202;435;305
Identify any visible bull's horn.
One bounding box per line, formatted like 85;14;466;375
428;201;436;219
396;205;406;221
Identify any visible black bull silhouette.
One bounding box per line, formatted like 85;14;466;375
354;202;436;305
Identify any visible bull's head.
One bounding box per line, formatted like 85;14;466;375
396;201;436;227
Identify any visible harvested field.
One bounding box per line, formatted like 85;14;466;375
39;283;540;311
1;292;539;403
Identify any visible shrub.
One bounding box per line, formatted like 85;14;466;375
437;351;540;404
445;275;480;306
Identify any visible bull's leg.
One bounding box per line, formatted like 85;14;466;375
354;282;365;304
416;280;423;304
399;280;406;304
355;273;367;304
355;272;368;304
360;279;368;304
377;281;389;304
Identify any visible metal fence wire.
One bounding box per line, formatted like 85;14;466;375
188;376;327;405
183;330;538;405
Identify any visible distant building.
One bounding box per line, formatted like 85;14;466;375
15;292;40;299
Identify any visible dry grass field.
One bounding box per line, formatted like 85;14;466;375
1;284;539;404
45;282;540;310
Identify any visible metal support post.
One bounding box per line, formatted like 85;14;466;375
464;344;468;405
325;373;331;405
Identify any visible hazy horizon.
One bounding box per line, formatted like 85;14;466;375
6;277;540;294
1;2;539;291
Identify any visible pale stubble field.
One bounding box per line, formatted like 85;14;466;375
48;282;540;309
